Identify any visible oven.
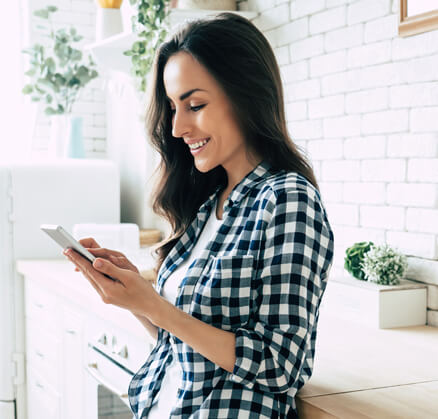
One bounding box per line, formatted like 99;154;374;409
84;317;154;419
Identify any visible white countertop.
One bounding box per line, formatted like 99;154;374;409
16;258;155;343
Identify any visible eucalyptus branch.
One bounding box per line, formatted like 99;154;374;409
21;5;99;116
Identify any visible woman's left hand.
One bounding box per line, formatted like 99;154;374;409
63;248;161;320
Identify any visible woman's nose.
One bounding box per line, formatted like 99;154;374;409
171;110;191;138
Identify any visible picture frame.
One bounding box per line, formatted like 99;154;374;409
399;0;438;37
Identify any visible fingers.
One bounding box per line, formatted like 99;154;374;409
64;249;108;296
87;247;125;258
78;237;101;249
109;255;140;273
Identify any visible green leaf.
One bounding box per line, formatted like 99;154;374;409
31;96;41;102
45;107;58;115
45;57;56;72
70;27;77;36
25;68;37;76
22;85;34;94
71;49;82;61
47;6;58;13
34;9;49;19
46;94;53;103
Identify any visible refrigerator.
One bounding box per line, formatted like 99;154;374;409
0;159;120;419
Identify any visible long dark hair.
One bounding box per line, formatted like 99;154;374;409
145;12;319;274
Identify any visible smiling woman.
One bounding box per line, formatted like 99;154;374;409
122;11;334;419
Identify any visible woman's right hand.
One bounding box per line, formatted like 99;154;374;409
75;237;140;274
73;238;158;342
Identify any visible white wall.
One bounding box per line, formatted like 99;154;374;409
238;0;438;280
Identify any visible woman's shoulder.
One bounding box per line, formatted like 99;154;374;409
258;170;321;203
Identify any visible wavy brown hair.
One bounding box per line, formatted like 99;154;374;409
145;12;319;275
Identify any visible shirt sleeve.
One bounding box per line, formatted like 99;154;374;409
229;187;334;393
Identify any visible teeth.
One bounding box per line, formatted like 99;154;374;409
188;138;209;149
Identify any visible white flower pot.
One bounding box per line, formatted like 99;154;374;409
177;0;236;11
96;8;123;41
320;274;428;329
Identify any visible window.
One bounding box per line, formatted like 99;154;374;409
399;0;438;37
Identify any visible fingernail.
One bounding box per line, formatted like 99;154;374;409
94;259;103;268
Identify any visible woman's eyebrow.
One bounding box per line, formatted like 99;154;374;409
166;88;208;102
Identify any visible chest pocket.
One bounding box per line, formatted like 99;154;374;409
189;254;254;331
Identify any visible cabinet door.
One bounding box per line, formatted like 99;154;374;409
61;306;85;419
27;366;61;419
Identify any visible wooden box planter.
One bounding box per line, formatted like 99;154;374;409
321;275;428;329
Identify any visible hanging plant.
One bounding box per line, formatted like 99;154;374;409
124;0;172;93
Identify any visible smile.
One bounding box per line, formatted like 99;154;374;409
189;138;211;154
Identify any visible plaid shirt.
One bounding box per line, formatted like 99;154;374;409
128;160;334;418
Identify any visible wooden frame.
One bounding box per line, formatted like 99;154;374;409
399;0;438;37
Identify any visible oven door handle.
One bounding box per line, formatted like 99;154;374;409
86;362;130;404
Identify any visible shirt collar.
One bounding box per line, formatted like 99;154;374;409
199;159;279;214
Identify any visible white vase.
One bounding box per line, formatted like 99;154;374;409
48;114;70;158
48;114;86;159
96;8;124;41
177;0;236;10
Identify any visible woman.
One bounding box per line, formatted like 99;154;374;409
64;12;334;419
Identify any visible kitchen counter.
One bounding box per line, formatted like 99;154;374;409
296;283;438;418
16;258;155;342
16;260;438;418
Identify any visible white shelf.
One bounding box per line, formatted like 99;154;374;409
83;9;258;74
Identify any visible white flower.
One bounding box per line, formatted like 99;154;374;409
360;244;408;285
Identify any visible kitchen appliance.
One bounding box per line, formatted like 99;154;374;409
83;313;154;419
0;158;120;419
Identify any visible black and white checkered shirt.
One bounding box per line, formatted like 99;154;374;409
128;159;334;418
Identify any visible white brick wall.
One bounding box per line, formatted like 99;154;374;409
247;0;438;275
28;0;106;158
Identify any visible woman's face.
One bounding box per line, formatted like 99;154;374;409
163;51;255;176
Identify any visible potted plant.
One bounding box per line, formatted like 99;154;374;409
361;243;408;285
21;5;99;158
327;241;427;329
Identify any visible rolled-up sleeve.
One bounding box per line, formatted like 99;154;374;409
229;188;334;393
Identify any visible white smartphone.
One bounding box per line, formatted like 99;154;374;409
40;224;117;282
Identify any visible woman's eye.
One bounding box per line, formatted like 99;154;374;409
170;105;205;115
190;105;205;112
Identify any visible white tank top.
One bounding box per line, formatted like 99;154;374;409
147;198;223;418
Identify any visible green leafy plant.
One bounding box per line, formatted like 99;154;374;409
344;241;374;281
361;244;408;286
21;5;99;115
124;0;171;93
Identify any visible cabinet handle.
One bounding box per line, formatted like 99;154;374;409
36;381;44;389
65;329;76;335
35;302;44;308
35;350;44;358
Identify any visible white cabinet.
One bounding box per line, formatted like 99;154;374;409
61;306;86;419
24;280;86;418
24;280;62;419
